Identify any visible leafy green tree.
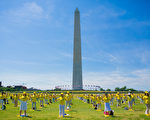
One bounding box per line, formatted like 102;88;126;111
115;87;120;91
100;88;105;91
106;89;111;91
120;86;127;91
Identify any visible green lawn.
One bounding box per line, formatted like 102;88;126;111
0;97;149;120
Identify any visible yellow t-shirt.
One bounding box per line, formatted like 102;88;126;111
143;95;150;104
123;95;126;99
58;96;65;105
49;95;52;99
0;94;4;99
116;94;121;100
103;96;110;103
96;96;102;104
31;94;37;102
127;95;133;102
91;96;96;102
39;94;44;100
20;95;28;102
45;94;49;99
52;94;56;98
14;95;19;100
65;94;72;101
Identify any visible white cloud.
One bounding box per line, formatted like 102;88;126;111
135;49;150;65
0;69;149;90
83;69;150;90
12;2;43;18
0;72;72;90
83;5;126;18
107;53;120;63
60;51;120;64
82;5;150;30
60;52;73;59
1;2;52;24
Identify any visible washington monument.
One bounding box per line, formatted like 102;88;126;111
72;8;83;90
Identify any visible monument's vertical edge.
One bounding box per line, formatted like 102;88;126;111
73;8;83;90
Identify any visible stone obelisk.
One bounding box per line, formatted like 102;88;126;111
72;8;83;90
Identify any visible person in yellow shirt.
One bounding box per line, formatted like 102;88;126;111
96;95;102;111
10;93;14;103
122;94;126;104
83;94;86;103
49;94;52;104
143;91;150;116
57;93;65;117
103;93;112;116
127;93;133;110
6;93;9;104
65;91;72;110
31;92;37;110
91;94;97;108
139;93;144;103
19;92;28;117
78;94;83;100
44;93;49;105
14;94;19;107
39;93;44;107
87;94;90;104
52;93;56;103
3;93;6;105
0;92;4;110
116;92;121;107
132;93;136;105
110;94;114;105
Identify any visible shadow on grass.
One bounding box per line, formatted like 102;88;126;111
36;110;41;111
69;110;77;113
110;115;122;119
20;115;32;118
26;116;32;118
64;116;74;118
134;109;143;112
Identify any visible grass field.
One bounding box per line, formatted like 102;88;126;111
0;96;149;120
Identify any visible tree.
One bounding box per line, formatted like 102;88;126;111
115;87;120;91
54;88;61;91
100;88;105;91
106;89;111;91
120;86;127;91
126;88;137;91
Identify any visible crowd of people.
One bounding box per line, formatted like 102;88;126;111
78;91;150;117
0;91;72;118
0;91;150;118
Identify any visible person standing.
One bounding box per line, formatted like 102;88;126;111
116;92;121;107
0;92;4;110
44;93;49;105
103;93;112;117
65;91;72;111
19;92;28;117
143;91;150;116
31;92;37;110
39;93;44;107
14;94;19;107
58;93;65;118
127;93;133;110
96;95;102;111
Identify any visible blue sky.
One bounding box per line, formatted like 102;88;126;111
0;0;150;90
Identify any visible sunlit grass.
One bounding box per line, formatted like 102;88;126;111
0;96;149;120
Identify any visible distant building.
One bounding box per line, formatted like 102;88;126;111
14;85;27;90
0;81;2;87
